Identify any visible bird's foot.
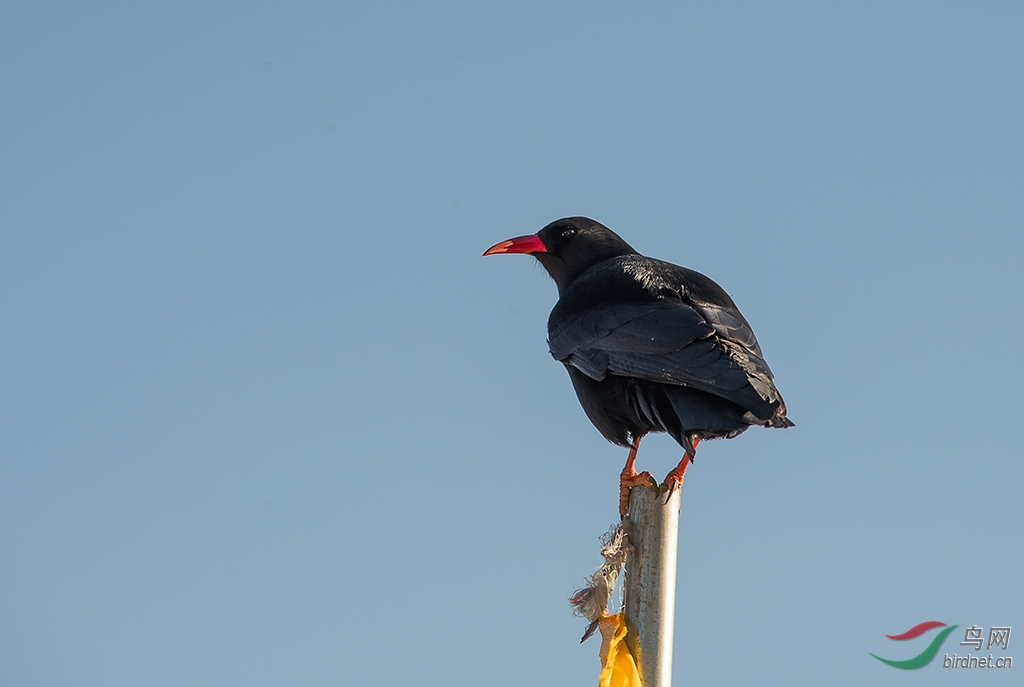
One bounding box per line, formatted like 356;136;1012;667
660;455;692;504
619;467;657;517
619;435;656;517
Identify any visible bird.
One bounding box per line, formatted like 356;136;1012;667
483;217;793;515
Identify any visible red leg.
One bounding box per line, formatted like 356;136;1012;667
661;437;699;501
619;435;657;517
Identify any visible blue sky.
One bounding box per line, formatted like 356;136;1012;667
2;3;1022;685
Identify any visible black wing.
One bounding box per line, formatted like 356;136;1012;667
548;259;782;421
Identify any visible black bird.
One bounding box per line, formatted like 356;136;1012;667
484;217;793;514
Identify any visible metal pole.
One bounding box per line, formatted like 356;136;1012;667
623;484;680;687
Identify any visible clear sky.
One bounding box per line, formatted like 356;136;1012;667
2;3;1022;685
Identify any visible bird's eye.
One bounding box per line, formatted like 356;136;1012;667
562;228;576;239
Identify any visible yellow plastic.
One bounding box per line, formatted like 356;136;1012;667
598;614;642;687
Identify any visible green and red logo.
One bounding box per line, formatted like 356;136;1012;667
871;621;958;669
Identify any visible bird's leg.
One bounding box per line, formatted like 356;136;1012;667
661;437;700;502
619;435;657;517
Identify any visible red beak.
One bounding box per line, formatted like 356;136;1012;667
482;234;548;256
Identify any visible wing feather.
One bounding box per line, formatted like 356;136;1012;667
549;298;778;419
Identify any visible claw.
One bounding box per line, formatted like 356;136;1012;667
660;478;679;504
660;440;697;503
659;467;686;503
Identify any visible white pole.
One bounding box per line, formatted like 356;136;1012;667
623;484;680;687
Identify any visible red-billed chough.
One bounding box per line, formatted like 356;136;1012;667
484;217;793;515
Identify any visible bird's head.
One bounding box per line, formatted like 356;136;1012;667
483;217;637;293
